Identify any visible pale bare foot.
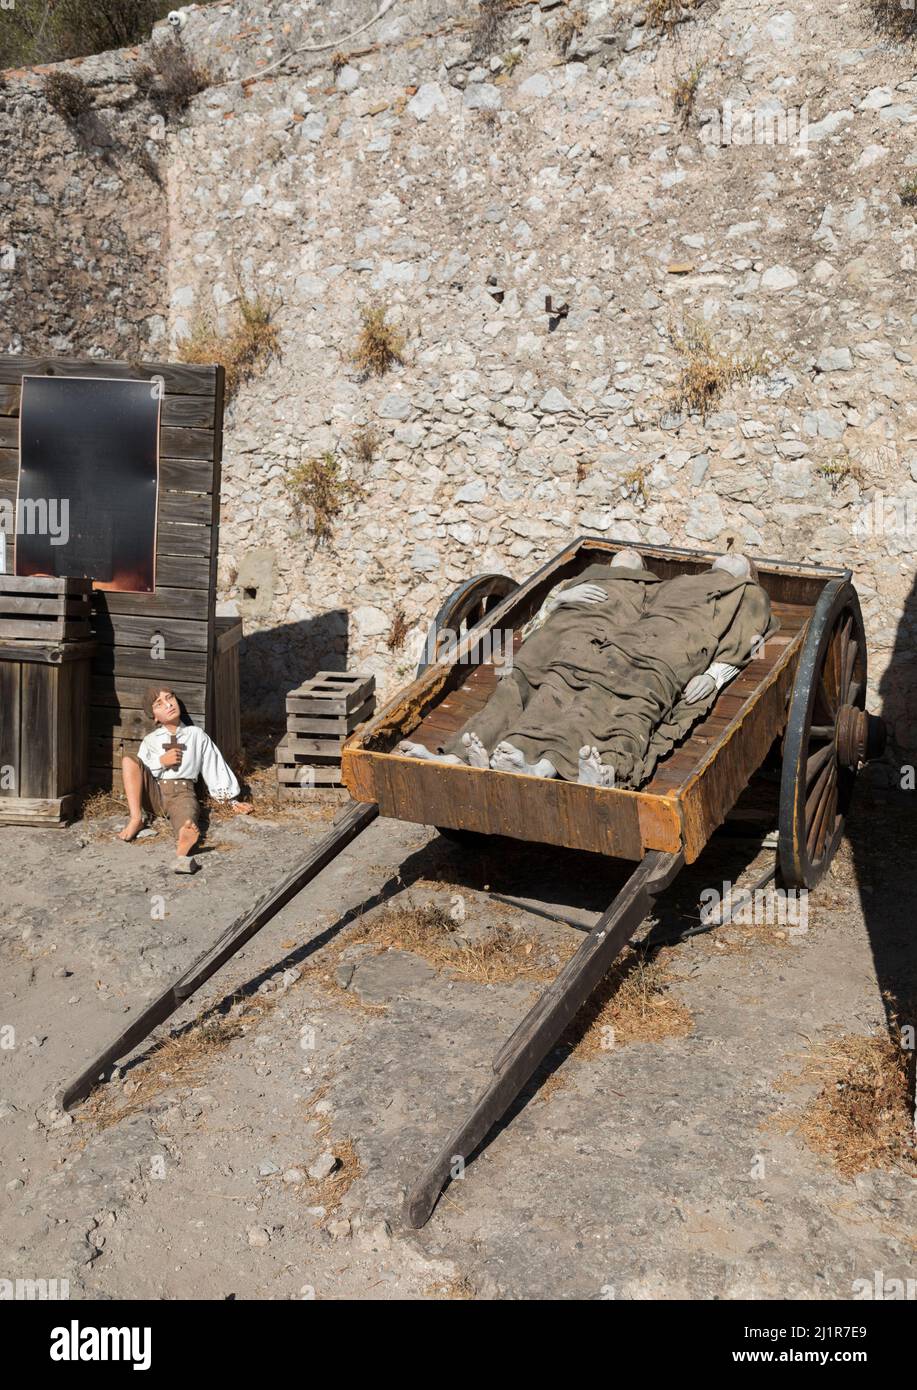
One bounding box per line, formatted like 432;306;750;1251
397;740;462;764
117;816;145;842
490;741;557;778
176;820;200;857
231;801;254;815
462;732;490;769
578;745;603;785
577;745;617;787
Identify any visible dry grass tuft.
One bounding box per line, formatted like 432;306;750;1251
312;1137;362;1215
329;901;557;987
869;0;917;41
387;607;409;653
181;293;279;400
645;0;705;35
621;463;648;505
80;785;127;821
300;1086;362;1217
351;425;382;466
468;0;512;60
424;1275;476;1299
774;1027;917;1178
134;35;213;118
285;451;365;544
817;456;865;493
564;947;694;1059
43;70;93;122
669;318;766;419
671;62;704;128
81;995;276;1132
556;6;587;53
900;177;917;208
351;300;406;377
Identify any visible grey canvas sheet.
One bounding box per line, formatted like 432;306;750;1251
441;564;779;787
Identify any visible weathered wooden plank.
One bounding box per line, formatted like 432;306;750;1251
19;659;54;798
0;357;218;396
158;492;215;527
90;643;208;682
0;658;21;797
342;746;681;858
91;612;209;652
0;595;90;617
0;617;92;641
155;552;211;589
287;697;376;736
160;457;214;494
0;794;76;826
90;676;206;716
677;629;805;862
93;586;209;621
91;706;157;741
0;382;215;429
214;617;242;653
156;520;212;557
0;574;92;596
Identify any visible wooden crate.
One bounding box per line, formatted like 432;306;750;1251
0;574;92;642
277;672;375;798
0;637;95;826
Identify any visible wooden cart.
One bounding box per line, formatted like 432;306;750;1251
59;538;886;1227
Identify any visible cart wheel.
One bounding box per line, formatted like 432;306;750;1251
416;572;518;677
778;579;886;889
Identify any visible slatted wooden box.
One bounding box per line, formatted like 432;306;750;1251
0;574;92;642
276;672;375;796
0;636;95;826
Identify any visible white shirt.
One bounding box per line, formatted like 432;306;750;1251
137;724;240;801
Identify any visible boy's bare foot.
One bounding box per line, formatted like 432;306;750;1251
231;801;254;815
117;816;145;842
176;820;200;857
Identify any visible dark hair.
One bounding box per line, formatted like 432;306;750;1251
143;686;175;721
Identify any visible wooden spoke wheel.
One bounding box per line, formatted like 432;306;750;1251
416;572;518;677
779;579;885;889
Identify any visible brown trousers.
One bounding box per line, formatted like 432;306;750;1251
126;756;200;835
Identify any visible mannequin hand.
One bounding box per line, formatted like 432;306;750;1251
684;673;716;704
556;583;606;606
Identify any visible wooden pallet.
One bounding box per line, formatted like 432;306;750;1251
277;672;375;797
0;574;92;642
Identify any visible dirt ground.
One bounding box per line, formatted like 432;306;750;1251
1;780;914;1301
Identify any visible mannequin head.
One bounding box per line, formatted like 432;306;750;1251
610;548;644;571
711;552;758;582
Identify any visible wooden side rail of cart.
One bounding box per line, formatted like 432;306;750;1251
57;538;886;1228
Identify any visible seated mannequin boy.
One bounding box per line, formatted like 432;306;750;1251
118;686;252;856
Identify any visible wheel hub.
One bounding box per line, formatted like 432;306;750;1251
835;704;887;768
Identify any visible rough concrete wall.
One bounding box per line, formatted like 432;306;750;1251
0;48;168;357
4;0;917;774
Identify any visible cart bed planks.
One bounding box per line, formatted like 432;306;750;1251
342;537;847;862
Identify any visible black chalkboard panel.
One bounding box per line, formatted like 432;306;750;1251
15;375;160;592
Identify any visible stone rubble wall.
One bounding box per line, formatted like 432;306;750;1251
0;47;169;357
2;0;916;772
